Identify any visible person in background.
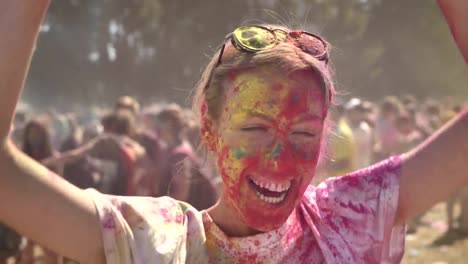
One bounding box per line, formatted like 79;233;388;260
92;110;145;196
151;104;218;209
345;98;374;170
0;224;23;264
114;95;141;116
184;108;223;192
395;111;424;155
11;111;27;147
374;96;402;161
44;110;146;197
19;117;60;264
401;94;418;109
395;111;425;233
48;110;71;151
322;103;356;179
361;100;377;128
59;114;101;191
120;101;168;197
425;99;444;131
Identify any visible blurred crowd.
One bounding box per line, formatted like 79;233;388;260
317;94;468;239
0;94;467;263
320;95;466;178
1;96;220;264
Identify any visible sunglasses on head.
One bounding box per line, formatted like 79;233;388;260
217;25;330;66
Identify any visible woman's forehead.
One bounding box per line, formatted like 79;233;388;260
223;68;325;118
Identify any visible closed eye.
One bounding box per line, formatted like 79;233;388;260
240;126;269;132
291;131;316;137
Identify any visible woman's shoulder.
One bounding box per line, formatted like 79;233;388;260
85;190;206;263
313;156;402;195
87;190;201;225
301;156;405;263
304;156;402;219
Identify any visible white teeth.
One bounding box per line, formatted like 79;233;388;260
281;181;291;191
256;192;286;204
251;177;291;193
273;184;279;192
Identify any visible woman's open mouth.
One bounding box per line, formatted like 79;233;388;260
248;176;292;204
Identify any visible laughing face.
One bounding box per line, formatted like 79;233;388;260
210;66;326;232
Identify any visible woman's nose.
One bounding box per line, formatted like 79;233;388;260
263;140;296;174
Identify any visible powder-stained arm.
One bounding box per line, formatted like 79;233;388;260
438;0;468;64
0;1;105;262
396;0;468;224
397;108;468;224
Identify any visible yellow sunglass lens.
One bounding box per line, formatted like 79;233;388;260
233;27;276;51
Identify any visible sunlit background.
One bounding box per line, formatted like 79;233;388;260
21;0;467;111
15;1;468;262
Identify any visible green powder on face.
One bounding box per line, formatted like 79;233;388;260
267;143;281;159
232;147;248;159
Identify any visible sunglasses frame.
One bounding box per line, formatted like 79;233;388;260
216;25;330;66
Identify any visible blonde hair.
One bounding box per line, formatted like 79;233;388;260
193;25;335;124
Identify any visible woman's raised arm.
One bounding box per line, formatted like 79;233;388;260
396;0;468;225
0;1;105;262
397;109;468;224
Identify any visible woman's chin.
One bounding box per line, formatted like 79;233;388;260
240;205;294;233
230;182;302;233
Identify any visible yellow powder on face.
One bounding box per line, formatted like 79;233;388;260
224;71;291;121
213;66;325;200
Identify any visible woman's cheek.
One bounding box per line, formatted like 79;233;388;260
293;142;321;180
291;140;321;161
217;145;247;190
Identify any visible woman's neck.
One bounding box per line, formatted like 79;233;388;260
206;195;263;237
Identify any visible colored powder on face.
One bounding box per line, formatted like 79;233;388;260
303;151;316;161
268;99;275;109
228;69;239;82
292;92;300;103
267;142;282;159
272;84;283;91
212;67;326;232
231;147;248;159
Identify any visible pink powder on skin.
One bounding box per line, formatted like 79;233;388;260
211;68;326;233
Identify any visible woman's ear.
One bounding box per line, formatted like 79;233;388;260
200;100;218;152
201;118;217;152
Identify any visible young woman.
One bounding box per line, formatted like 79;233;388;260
19;118;61;264
0;1;467;263
148;103;218;210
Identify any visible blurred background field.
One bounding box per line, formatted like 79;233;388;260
2;0;467;263
23;0;467;111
